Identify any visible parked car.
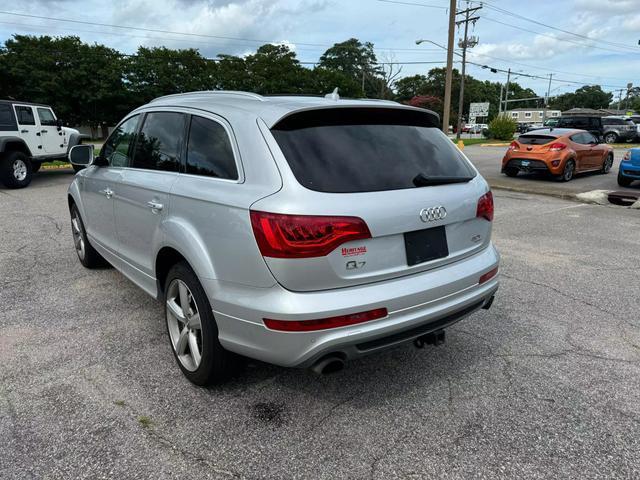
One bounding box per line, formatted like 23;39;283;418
618;148;640;187
502;128;614;182
625;115;640;141
462;123;474;133
0;100;88;188
66;91;500;385
553;116;604;142
601;116;636;144
469;123;487;134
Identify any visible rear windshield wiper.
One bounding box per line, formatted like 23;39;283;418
412;173;474;187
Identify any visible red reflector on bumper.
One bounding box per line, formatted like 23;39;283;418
263;308;388;332
479;267;498;284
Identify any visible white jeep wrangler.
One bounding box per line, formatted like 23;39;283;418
0;100;88;188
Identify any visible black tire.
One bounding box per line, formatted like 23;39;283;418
504;167;519;177
72;164;85;173
601;153;613;174
32;162;42;173
0;151;32;189
559;159;575;182
69;203;106;268
604;132;618;144
617;171;633;187
164;261;243;386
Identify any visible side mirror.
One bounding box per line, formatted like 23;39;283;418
56;118;63;131
68;144;94;166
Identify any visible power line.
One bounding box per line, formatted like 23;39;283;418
470;0;639;52
376;0;447;9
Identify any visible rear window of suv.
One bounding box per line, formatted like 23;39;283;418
271;108;475;193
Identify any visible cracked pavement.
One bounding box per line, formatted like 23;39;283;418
1;168;639;479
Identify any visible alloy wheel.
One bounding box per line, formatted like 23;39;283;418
166;279;203;372
13;159;27;181
70;209;85;260
563;161;575;181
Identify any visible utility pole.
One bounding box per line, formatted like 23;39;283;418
542;73;553;124
455;2;482;141
498;83;504;114
442;0;457;135
503;68;511;115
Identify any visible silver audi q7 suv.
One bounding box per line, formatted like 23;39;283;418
67;91;499;385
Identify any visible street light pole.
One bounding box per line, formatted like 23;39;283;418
542;73;553;124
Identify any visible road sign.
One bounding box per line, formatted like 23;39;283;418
469;102;490;123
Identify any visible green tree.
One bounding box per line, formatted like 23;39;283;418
318;38;382;97
395;75;430;101
549;85;613;111
0;35;127;133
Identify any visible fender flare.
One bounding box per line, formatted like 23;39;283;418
157;218;217;281
0;136;32;157
67;133;91;152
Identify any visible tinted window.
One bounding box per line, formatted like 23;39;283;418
570;133;585;144
15;106;35;125
102;115;140;167
271;108;475;193
604;118;623;125
0;104;14;127
186;116;238;180
132;112;185;172
518;135;556;145
37;108;56;126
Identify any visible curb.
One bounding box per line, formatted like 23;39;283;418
41;164;73;170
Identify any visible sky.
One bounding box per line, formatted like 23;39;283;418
1;0;639;100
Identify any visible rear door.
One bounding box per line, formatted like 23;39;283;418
36;107;63;154
114;111;183;277
13;105;40;154
253;107;492;292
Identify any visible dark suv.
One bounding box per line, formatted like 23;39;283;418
554;116;603;141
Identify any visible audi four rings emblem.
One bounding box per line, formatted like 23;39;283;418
419;206;447;222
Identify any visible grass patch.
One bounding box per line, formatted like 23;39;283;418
114;400;126;407
137;416;153;428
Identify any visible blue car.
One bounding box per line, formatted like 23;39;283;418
618;148;640;187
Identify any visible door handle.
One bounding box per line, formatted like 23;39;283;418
99;188;113;199
21;129;29;133
147;201;164;213
41;130;47;134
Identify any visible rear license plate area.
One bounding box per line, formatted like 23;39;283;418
404;226;449;266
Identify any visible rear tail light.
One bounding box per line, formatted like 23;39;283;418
476;191;494;222
623;151;630;160
263;307;388;332
508;141;519;151
479;267;498;284
549;142;567;152
250;210;371;258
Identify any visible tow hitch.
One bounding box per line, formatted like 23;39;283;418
414;329;445;348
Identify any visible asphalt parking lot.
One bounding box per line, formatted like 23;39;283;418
1;168;639;479
467;145;639;198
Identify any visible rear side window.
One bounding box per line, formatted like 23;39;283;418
186;116;238;180
0;104;15;129
271;108;475;193
15;106;35;125
132;112;185;172
37;108;56;126
518;135;556;145
102;115;140;167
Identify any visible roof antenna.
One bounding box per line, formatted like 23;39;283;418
325;87;340;101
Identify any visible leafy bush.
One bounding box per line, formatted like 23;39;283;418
488;115;517;141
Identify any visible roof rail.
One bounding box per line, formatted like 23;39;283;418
150;90;265;103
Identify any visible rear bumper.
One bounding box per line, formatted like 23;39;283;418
620;161;640;178
202;244;500;367
502;157;558;174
